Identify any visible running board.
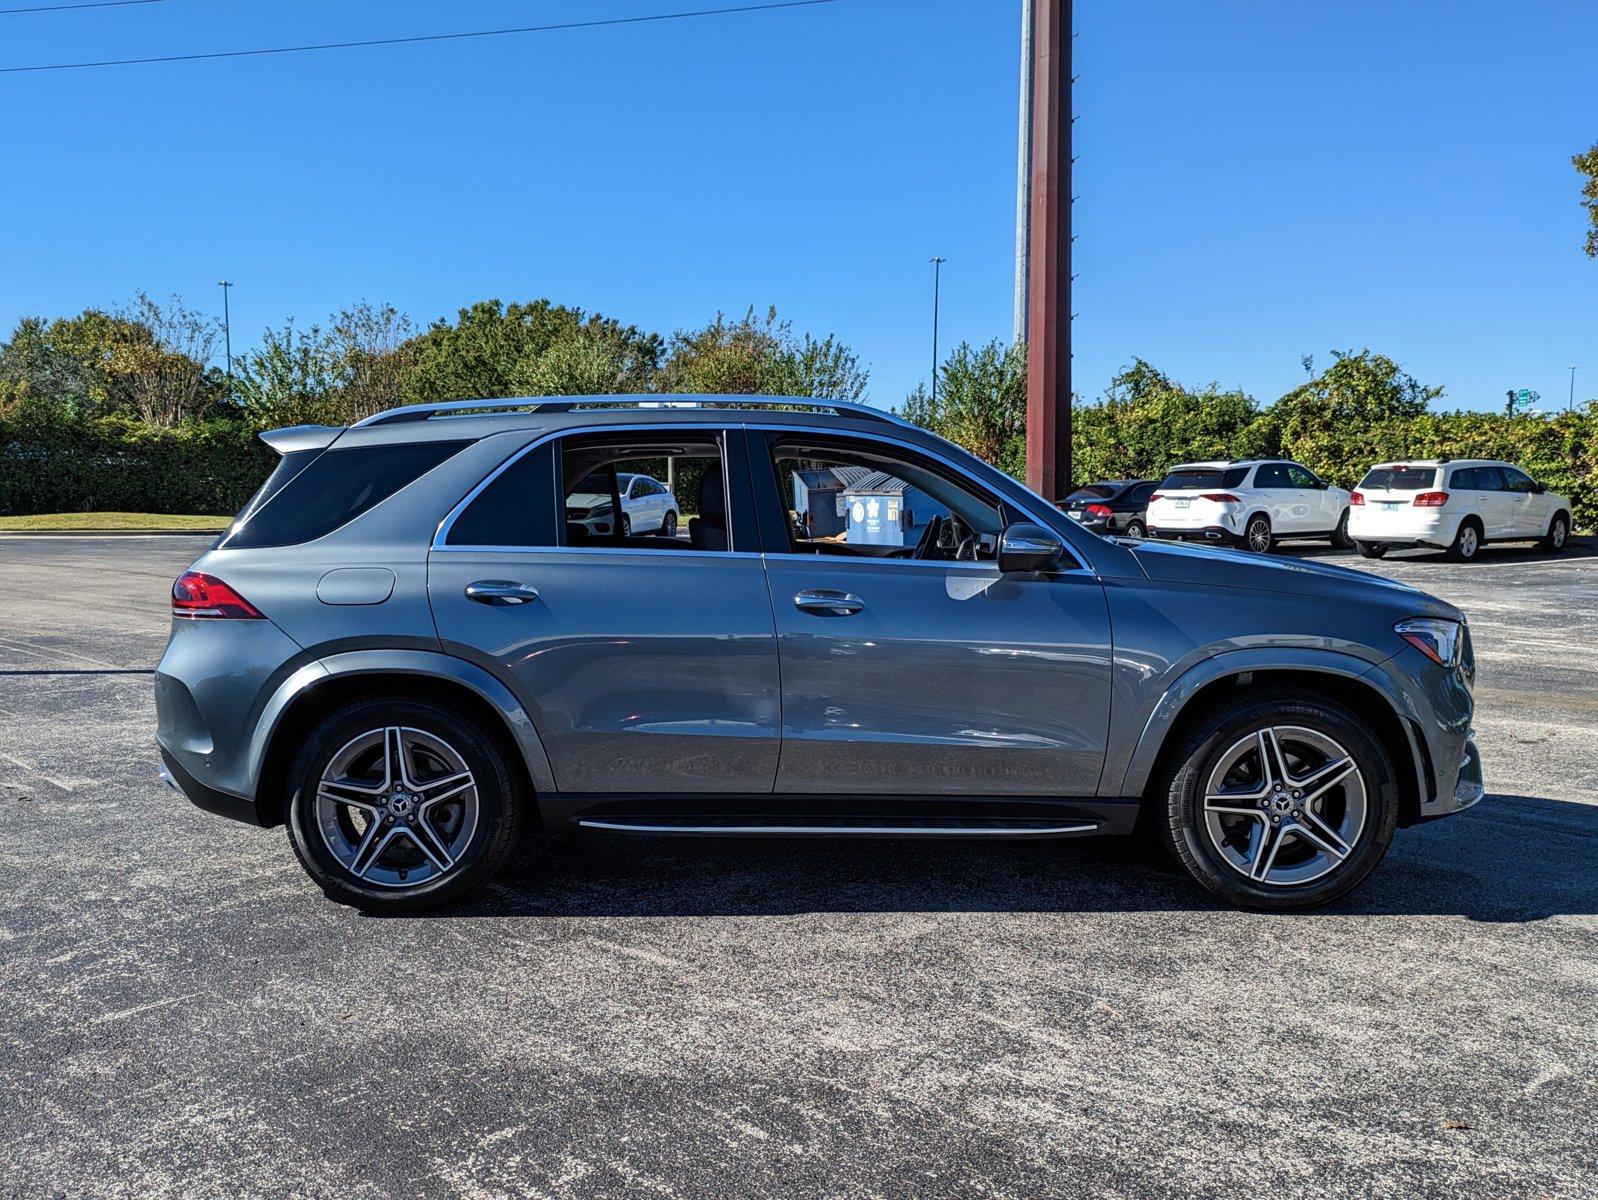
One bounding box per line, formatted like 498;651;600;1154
575;815;1100;838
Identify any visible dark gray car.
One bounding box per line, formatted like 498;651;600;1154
155;397;1483;913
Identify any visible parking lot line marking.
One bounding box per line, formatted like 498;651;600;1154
91;994;193;1025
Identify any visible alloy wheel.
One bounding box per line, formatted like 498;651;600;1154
1246;519;1271;553
315;726;479;890
1458;525;1479;559
1552;519;1567;548
1201;725;1367;887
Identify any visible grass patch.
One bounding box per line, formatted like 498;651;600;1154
0;512;231;532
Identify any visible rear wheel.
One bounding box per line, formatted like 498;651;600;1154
1330;509;1354;549
1125;518;1147;539
1355;541;1388;559
1154;690;1398;910
285;696;523;913
1243;514;1273;553
1542;511;1570;553
1446;518;1482;562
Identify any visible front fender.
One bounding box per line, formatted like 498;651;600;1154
1109;646;1424;800
245;649;557;800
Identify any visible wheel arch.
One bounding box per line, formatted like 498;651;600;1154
249;651;555;828
1118;652;1427;827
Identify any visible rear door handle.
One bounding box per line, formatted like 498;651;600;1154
794;589;864;616
465;580;540;606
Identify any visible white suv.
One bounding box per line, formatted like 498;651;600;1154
1348;459;1572;561
1146;460;1353;553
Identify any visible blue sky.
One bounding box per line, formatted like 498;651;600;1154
1;0;1593;412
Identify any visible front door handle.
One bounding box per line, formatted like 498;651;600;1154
794;588;864;616
465;580;540;606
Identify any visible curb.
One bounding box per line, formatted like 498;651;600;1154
0;529;226;538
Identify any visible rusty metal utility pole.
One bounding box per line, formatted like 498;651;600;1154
1023;0;1071;501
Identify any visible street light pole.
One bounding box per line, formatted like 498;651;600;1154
930;256;946;404
1570;365;1579;413
218;280;234;401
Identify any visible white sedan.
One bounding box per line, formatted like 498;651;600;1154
1348;459;1573;561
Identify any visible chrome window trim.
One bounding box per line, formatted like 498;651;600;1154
430;420;1094;575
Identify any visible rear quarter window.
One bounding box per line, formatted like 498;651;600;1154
226;440;469;549
1361;466;1438;490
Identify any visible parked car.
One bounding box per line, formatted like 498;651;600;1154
565;470;679;538
156;397;1481;915
1348;459;1572;561
1059;479;1157;538
1146;460;1354;553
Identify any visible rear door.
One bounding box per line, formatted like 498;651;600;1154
1253;463;1308;533
428;425;781;793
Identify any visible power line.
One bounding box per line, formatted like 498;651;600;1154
0;0;164;14
0;0;841;74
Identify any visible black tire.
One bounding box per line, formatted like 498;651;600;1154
1446;517;1483;562
620;514;632;537
1153;689;1398;910
1542;511;1570;553
1125;518;1147;539
285;695;523;913
1330;509;1354;549
661;510;678;538
1355;541;1388;559
1242;514;1273;553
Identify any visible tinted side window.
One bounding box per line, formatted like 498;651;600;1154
446;442;559;547
1500;467;1535;493
1286;464;1319;488
1131;483;1157;503
228;440;469;549
1473;467;1506;491
1254;464;1291;489
1449;467;1479;489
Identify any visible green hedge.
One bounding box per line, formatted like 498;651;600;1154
0;416;275;517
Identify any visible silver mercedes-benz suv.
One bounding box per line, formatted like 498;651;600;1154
155;396;1483;913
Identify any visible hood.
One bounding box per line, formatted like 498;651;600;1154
1126;539;1463;621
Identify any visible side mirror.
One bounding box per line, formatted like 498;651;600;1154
1313;479;1329;490
998;522;1065;573
1532;481;1547;494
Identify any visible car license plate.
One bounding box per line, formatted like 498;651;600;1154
1068;510;1083;521
1381;502;1400;511
1173;499;1190;509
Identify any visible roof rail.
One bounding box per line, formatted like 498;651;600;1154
351;395;915;430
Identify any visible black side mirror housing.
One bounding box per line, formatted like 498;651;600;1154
1532;481;1547;494
998;522;1065;573
1314;480;1329;490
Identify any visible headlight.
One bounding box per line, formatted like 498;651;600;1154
1395;617;1463;667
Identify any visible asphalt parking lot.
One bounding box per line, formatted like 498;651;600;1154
1;534;1594;1199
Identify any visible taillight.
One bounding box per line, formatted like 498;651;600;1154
1350;490;1365;505
1200;493;1239;503
172;571;264;619
1085;503;1113;518
1149;493;1164;502
1413;491;1449;507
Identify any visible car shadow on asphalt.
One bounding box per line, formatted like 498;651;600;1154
1279;537;1596;566
432;792;1596;924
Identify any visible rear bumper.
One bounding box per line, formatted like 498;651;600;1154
1147;525;1239;545
158;743;266;826
1348;510;1457;547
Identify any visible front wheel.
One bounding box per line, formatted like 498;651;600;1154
1153;690;1398;910
620;513;632;538
285;696;523;913
1330;509;1354;549
1542;511;1570;553
661;510;679;538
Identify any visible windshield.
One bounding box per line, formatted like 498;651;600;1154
1359;466;1437;491
1159;467;1248;491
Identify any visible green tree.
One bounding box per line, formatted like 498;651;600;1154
1265;349;1442;485
899;340;1027;478
402;299;659;402
1070;360;1266;486
234;302;416;427
657;307;868;400
1575;140;1598;258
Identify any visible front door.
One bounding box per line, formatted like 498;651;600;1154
428;428;781;793
749;429;1114;797
1497;466;1546;537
